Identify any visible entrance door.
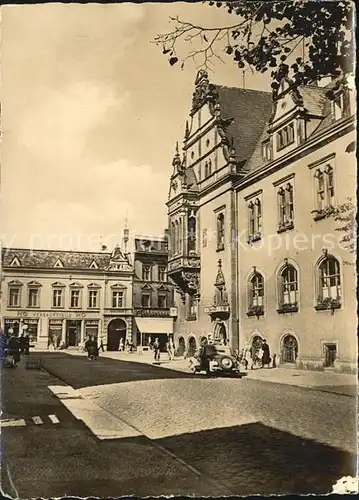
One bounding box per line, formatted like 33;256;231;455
107;319;127;351
66;320;81;347
178;337;185;356
281;334;298;364
324;343;337;367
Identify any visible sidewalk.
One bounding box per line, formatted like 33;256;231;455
78;350;358;397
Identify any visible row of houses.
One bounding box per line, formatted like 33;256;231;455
0;236;176;351
166;71;356;373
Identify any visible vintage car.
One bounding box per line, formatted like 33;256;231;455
188;344;241;376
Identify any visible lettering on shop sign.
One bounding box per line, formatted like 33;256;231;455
16;311;88;319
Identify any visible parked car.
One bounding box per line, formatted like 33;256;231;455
189;344;241;377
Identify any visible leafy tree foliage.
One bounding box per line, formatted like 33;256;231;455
155;1;354;95
333;198;356;257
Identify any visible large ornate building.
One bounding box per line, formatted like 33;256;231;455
167;70;356;373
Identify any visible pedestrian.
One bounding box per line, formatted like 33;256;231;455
23;335;30;355
167;338;174;360
119;338;124;352
153;337;160;362
99;338;105;352
261;339;271;368
18;334;26;354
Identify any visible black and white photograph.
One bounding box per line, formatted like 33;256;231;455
0;0;357;497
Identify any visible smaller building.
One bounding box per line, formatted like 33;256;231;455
132;233;176;351
0;246;134;350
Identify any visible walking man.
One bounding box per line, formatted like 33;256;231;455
153;337;160;363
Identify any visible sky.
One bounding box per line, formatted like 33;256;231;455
0;2;272;252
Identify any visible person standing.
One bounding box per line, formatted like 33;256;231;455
261;339;271;368
153;337;160;362
119;338;124;352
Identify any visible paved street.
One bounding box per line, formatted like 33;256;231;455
1;352;357;497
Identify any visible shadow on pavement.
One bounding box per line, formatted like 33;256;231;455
40;352;194;389
156;421;356;496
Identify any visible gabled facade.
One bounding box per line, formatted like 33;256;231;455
132;234;176;351
0;247;134;350
168;71;356;372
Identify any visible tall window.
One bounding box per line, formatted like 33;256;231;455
188;294;197;320
112;291;124;308
314;166;335;212
248;198;262;240
70;289;80;308
278;183;294;230
171;222;176;255
279;264;298;310
332;88;351;120
217;213;225;250
141;293;150;308
276;122;295;151
52;289;63;308
297;118;306;144
88;290;98;308
319;256;341;301
142;265;151;281
8;287;21;307
249;273;264;308
262;140;272;161
158;267;166;282
158;293;167;309
28;288;39;307
188;211;197;253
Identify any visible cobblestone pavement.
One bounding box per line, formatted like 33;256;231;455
40;352;357;496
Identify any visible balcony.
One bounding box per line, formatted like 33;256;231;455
204;304;230;321
167;253;200;295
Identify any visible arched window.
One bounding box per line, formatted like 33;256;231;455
249;272;264;309
318;256;341;302
217;213;225;250
278;264;298;312
171;222;175;256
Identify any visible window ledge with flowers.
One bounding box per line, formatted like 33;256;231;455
187;313;197;321
246;305;264;317
277;221;294;234
277;302;298;314
311;206;335;221
216;245;225;253
315;297;341;312
247;232;262;244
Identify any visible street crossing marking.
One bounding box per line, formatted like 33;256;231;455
32;416;43;425
48;414;60;424
0;418;26;428
0;415;61;428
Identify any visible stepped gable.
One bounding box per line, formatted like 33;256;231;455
213;85;273;163
1;248;111;270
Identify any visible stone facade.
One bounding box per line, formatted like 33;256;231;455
167;71;356;372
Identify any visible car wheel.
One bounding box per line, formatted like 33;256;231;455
218;356;234;371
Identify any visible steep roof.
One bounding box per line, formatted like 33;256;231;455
1;248;111;270
214;85;273;163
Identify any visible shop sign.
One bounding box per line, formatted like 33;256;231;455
16;310;89;319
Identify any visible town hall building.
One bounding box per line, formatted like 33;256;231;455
167;70;356;373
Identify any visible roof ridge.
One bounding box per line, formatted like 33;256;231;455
213;84;271;95
1;247;111;255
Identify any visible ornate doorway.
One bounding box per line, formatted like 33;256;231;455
281;334;298;364
214;323;227;345
107;318;127;351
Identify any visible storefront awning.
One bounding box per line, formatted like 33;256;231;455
135;317;173;335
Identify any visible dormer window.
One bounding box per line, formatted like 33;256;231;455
332;87;351;120
276;122;295;151
261;140;272;162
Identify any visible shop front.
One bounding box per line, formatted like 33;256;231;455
48;319;63;348
135;317;174;352
85;320;99;339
